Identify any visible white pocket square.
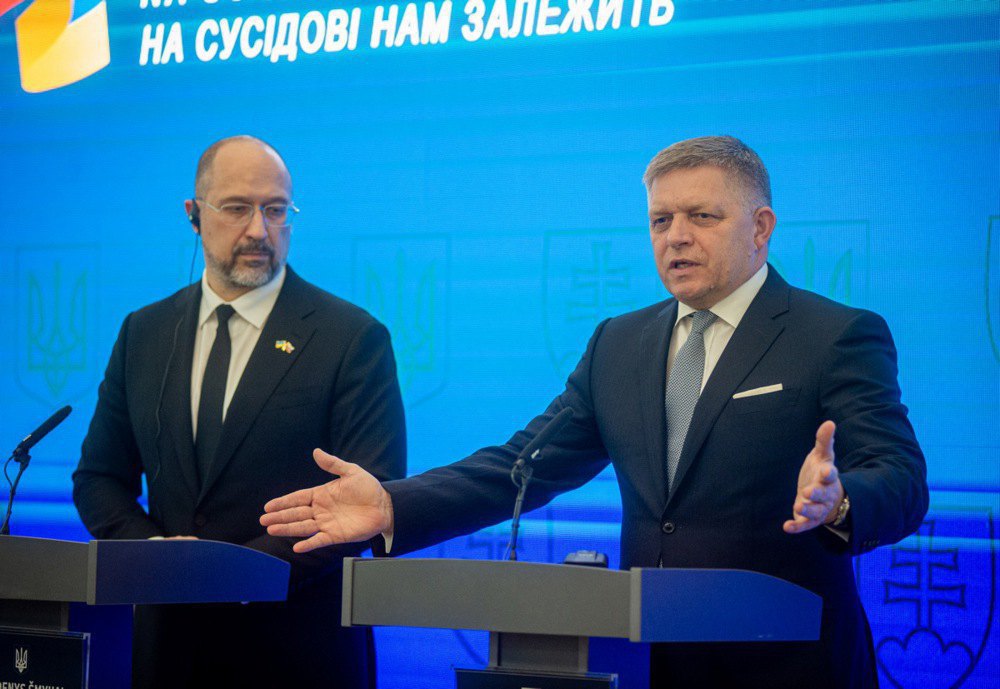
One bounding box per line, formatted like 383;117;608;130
732;383;783;399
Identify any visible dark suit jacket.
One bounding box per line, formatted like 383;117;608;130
384;267;927;688
73;266;406;688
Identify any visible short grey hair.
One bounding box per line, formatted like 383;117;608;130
194;134;286;198
642;135;771;209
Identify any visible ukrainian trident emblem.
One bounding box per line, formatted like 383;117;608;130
769;220;870;307
14;646;27;673
16;246;99;404
353;236;450;407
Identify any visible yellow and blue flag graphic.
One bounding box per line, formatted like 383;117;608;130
2;0;110;93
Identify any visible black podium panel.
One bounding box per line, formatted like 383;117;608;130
0;627;89;689
456;667;616;689
0;536;290;689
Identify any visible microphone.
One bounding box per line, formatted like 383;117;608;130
506;407;574;561
516;407;574;464
3;406;72;535
14;405;72;459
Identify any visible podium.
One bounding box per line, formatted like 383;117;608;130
342;558;822;688
0;535;290;689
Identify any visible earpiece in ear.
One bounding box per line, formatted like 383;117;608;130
188;203;201;232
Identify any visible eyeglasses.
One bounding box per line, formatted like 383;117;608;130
196;198;300;229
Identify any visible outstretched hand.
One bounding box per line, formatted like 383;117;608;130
260;449;394;553
783;420;845;534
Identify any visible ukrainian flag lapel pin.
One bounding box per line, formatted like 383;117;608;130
275;339;295;354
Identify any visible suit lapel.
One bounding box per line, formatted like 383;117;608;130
637;301;676;516
667;269;790;504
198;270;318;502
159;284;201;501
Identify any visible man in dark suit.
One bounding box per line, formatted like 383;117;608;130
73;135;406;688
261;136;927;688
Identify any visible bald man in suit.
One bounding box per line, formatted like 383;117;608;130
74;136;406;688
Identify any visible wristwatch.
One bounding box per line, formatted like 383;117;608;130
831;494;851;528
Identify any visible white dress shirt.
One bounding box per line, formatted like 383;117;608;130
190;266;286;439
666;264;768;388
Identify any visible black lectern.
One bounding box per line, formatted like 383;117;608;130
342;558;822;689
0;536;290;689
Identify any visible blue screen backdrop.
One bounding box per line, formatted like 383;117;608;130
1;0;998;686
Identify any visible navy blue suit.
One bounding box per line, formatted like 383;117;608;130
74;267;406;688
384;267;926;688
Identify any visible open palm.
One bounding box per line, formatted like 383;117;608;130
783;420;844;534
261;449;393;553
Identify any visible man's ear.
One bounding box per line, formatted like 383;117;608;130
185;199;201;233
753;206;776;250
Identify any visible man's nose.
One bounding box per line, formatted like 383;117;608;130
244;207;268;239
666;216;693;247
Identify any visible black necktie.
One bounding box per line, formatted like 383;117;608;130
195;304;235;486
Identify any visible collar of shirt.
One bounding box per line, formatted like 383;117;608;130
667;264;770;388
675;263;769;328
198;265;287;330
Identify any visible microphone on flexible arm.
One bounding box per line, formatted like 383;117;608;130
1;405;72;535
506;407;575;561
13;405;72;458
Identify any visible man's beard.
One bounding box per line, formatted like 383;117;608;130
206;239;282;290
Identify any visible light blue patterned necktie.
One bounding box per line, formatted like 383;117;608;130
665;310;717;491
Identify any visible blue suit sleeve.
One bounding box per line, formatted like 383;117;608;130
820;310;928;554
383;319;613;556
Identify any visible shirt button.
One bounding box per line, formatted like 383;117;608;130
194;514;207;527
661;521;676;535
